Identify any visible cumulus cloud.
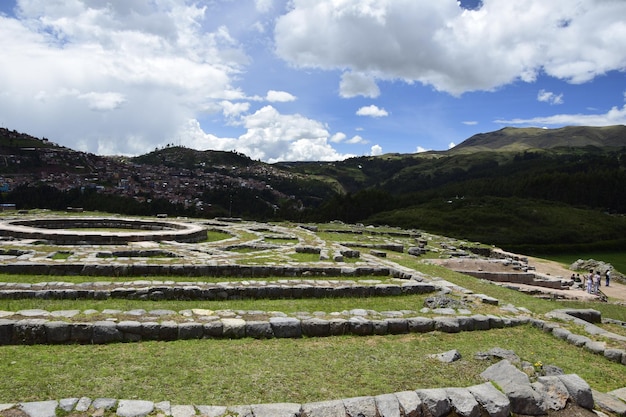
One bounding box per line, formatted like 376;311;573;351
255;0;274;13
275;0;626;95
330;132;346;143
0;1;247;155
78;92;127;111
356;105;389;117
495;104;626;127
340;72;380;98
370;144;383;156
266;90;297;102
416;146;429;153
221;101;251;118
537;89;564;105
182;106;353;163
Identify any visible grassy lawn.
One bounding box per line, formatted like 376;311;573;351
0;217;625;406
0;294;443;318
2;326;624;405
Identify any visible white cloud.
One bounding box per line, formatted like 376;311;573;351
537;89;564;105
416;146;429;153
78;92;126;111
370;144;383;156
182;106;353;163
495;104;626;127
266;90;297;102
275;0;626;95
330;132;346;143
221;101;250;118
462;121;478;126
0;1;247;155
255;0;274;14
448;142;456;149
346;135;367;144
356;105;389;117
340;72;380;98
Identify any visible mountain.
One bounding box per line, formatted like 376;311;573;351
1;125;626;253
449;125;626;154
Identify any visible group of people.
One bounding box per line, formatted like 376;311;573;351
582;269;611;294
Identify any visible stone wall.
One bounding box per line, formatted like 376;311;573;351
0;313;528;345
462;271;565;289
0;281;437;301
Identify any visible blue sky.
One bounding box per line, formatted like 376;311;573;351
0;0;625;162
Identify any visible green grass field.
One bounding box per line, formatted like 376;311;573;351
0;216;625;406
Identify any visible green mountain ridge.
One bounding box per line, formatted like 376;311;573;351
449;125;626;154
1;125;625;253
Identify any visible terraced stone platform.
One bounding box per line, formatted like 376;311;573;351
1;216;625;417
0;217;208;244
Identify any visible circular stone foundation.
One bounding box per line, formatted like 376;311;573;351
0;217;207;244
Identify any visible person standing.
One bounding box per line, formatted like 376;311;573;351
594;270;601;294
586;270;594;293
605;269;611;287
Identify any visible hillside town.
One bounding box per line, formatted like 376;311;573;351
0;128;300;214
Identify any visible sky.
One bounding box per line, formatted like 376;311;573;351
0;0;625;163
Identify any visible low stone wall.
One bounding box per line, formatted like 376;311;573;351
0;218;208;244
0;313;528;345
0;263;401;278
4;372;602;417
0;281;437;301
462;271;565;289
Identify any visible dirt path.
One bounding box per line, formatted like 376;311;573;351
431;254;626;303
525;255;626;302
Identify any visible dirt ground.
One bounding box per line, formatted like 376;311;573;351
431;255;626;303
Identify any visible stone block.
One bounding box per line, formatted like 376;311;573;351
386;318;408;334
552;327;571;340
250;403;301;417
328;319;348;336
270;317;302;338
0;319;15;345
457;316;475;331
116;400;154;417
140;322;160;340
19;401;58;417
301;318;331;337
45;321;70;344
445;387;480;417
532;376;569;411
203;321;224;338
246;321;274;339
407;317;434;333
177;322;204;340
348;317;373;336
222;318;246;339
557;374;594;410
14;319;48;345
194;405;226;417
603;348;623;363
416;388;451;417
301;399;346;417
471;315;490;331
374;393;400;417
433;317;460;333
343;396;377;417
394;390;422;417
93;321;122;344
584;340;606;355
467;382;510;417
70;322;93;343
592;389;626;417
